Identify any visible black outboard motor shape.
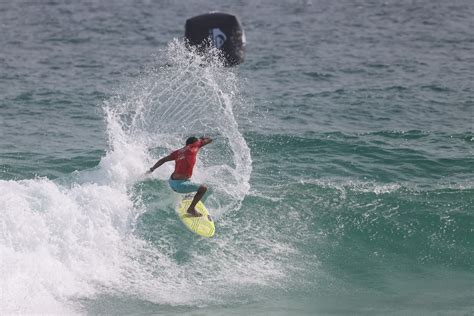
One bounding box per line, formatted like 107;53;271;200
185;12;245;66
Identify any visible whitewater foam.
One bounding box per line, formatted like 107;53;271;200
0;177;135;313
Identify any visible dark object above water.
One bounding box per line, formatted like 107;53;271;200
185;12;245;66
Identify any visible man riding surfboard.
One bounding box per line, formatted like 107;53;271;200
147;136;212;217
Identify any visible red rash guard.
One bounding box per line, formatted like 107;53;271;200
169;140;204;178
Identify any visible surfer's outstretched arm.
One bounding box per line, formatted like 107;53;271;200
147;155;173;174
199;136;212;146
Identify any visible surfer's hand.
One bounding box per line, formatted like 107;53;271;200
145;168;153;175
200;136;213;145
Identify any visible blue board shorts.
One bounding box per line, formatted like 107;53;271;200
168;178;200;194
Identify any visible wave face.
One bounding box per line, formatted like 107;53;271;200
0;40;260;313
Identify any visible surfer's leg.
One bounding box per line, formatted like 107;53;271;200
169;179;199;194
186;184;207;217
169;179;205;217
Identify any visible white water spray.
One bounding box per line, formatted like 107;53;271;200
104;39;252;214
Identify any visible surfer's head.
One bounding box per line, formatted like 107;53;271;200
186;136;199;145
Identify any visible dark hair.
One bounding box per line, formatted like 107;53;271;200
186;136;199;145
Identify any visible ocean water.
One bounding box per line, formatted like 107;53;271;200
1;0;473;315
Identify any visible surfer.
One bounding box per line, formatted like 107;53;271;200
147;136;213;217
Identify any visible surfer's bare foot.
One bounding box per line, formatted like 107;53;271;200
186;208;202;217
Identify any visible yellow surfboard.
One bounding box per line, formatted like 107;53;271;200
177;195;215;238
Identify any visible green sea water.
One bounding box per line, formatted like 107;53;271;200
1;1;473;314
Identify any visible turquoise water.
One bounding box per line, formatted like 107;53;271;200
1;1;473;314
